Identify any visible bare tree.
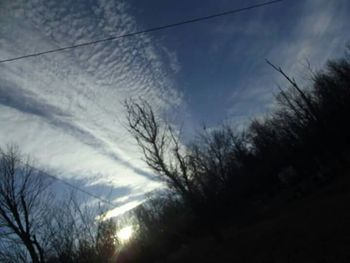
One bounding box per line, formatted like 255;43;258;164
0;145;121;263
44;192;119;263
125;99;196;205
124;99;248;212
0;145;53;263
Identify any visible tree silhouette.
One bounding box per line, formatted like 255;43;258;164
0;145;53;263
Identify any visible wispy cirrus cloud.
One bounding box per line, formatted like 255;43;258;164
208;0;350;126
0;0;182;213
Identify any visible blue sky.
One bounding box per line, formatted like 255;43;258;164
0;0;349;216
128;0;349;128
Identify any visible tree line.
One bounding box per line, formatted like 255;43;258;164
121;48;350;262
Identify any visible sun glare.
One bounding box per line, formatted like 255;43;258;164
117;226;133;243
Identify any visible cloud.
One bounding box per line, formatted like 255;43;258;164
224;0;350;125
103;200;144;219
0;0;182;213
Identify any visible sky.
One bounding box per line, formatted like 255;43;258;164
0;0;349;217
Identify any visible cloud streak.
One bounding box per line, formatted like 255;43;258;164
0;0;182;211
224;0;350;125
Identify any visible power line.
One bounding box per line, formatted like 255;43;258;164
0;0;283;64
27;162;118;207
44;171;117;207
1;149;118;206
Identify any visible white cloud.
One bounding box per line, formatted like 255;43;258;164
103;200;144;220
0;0;182;213
227;0;350;125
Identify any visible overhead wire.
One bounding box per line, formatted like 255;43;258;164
26;162;119;207
0;0;283;64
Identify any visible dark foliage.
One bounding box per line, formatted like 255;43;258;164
124;51;350;262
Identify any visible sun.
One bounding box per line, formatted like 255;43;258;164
116;226;134;243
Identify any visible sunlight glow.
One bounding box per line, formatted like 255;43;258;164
117;226;134;243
